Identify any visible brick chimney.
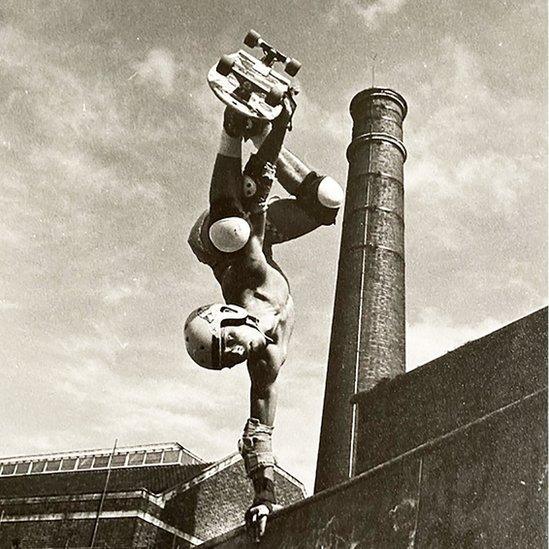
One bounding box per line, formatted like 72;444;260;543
315;88;407;492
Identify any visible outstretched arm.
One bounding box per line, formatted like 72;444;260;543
247;345;284;425
243;350;284;541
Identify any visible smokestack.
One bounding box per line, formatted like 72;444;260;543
315;88;407;492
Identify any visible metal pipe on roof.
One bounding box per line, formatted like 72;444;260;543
90;439;118;548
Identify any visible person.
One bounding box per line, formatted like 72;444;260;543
184;96;343;540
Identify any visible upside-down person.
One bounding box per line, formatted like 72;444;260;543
184;96;343;540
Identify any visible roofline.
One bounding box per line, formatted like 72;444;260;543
0;488;165;508
162;453;241;501
162;452;307;500
0;442;204;464
273;464;308;498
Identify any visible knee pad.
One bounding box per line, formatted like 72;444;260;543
295;172;343;225
209;217;250;253
238;418;275;477
317;176;344;208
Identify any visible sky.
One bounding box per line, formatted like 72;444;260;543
0;0;546;493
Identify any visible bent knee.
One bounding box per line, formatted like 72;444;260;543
317;176;344;208
295;173;344;225
209;216;251;253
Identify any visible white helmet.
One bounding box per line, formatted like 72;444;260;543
184;303;260;370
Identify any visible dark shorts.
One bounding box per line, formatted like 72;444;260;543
189;154;337;279
188;202;281;271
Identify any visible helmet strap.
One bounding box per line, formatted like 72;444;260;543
215;314;273;368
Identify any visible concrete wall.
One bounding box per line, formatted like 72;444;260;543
353;307;547;474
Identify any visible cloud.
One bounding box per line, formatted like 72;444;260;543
353;0;408;27
400;37;546;329
131;49;177;95
330;0;409;28
0;300;19;310
102;278;148;305
407;308;504;370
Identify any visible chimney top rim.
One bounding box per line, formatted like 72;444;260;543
350;88;408;119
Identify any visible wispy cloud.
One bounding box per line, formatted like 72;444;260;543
131;49;177;96
407;308;503;370
329;0;409;28
0;300;19;310
351;0;408;27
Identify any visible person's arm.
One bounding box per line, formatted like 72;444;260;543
243;349;284;540
247;346;284;426
250;109;310;196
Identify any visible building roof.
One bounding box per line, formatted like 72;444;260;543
0;462;209;498
0;441;307;502
0;442;202;471
0;442;212;498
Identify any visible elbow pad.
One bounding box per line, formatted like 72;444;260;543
241;154;276;214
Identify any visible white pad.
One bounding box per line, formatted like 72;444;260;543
209;217;250;252
317;176;344;208
239;418;275;476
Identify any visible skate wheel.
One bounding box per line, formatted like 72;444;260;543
244;30;261;48
265;85;284;107
217;55;234;76
285;58;301;77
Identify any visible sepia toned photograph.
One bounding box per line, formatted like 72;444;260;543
0;1;546;547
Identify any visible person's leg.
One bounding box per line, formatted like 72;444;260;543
263;173;344;247
264;198;320;246
251;133;344;245
209;127;242;216
207;128;252;254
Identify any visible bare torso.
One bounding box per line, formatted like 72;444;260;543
219;257;295;366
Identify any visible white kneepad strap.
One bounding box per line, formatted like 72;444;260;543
209;217;250;253
238;418;276;477
317;176;344;208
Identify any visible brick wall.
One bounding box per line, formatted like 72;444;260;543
0;518;137;549
0;457;304;547
162;459;304;542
